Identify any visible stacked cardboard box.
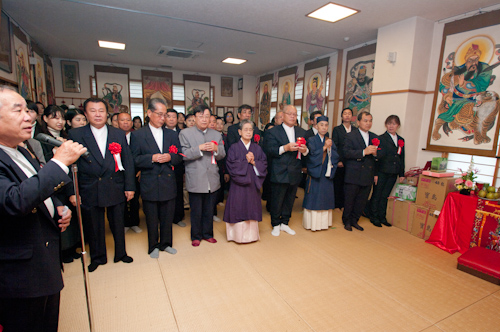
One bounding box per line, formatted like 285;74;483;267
415;175;457;211
386;197;415;231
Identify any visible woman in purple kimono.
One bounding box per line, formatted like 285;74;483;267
223;120;267;243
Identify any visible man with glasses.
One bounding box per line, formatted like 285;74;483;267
179;105;226;246
264;105;308;236
130;99;182;258
227;104;262;148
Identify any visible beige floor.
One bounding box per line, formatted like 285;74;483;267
60;189;500;332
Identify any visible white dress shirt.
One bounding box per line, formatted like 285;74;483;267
343;124;352;133
90;125;108;158
359;129;369;147
126;132;131;145
149;123;163;153
389;132;398;146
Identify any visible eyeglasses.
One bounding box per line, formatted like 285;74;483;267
152;111;167;118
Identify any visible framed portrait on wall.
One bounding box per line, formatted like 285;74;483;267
31;42;47;106
221;76;233;97
258;74;273;130
0;11;12;73
216;106;225;117
343;44;376;118
61;60;81;93
238;78;243;90
44;55;55;105
184;74;211;114
11;23;32;99
277;67;296;111
301;57;329;129
95;65;130;114
142;69;172;115
426;10;500;157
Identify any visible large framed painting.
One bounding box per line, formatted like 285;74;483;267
221;76;233;97
426;10;500;157
31;42;47;106
301;57;329;129
343;44;376;118
11;23;32;99
142;69;172;115
277;67;297;111
44;55;55;105
258;74;273;130
61;60;80;93
0;11;12;73
184;74;210;114
95;65;130;114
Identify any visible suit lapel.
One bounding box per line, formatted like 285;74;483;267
355;129;367;148
83;125;104;166
145;125;162;154
276;125;290;144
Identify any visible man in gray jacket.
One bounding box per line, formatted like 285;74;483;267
179;105;226;246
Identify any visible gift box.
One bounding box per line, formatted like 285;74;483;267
394;184;417;201
411;207;439;240
415;175;457;211
431;157;448;171
386;197;415;232
405;176;419;186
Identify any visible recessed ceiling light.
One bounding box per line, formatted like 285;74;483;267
98;40;126;50
307;2;359;23
222;58;247;65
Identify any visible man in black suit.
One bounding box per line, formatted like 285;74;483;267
342;111;378;232
227;104;261;148
332;107;353;210
264;105;308;236
131;99;182;258
0;86;87;331
165;108;187;227
68;98;135;272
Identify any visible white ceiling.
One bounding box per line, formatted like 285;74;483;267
4;0;499;76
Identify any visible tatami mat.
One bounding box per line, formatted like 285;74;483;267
59;189;499;331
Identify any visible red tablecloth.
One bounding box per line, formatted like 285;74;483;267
426;192;477;254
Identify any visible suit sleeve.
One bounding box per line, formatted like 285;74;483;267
120;135;136;192
169;133;183;167
0;161;71;216
343;134;364;160
227;125;238;148
305;139;323;179
179;131;203;161
130;131;154;170
215;133;226;160
263;129;282;158
400;137;405;177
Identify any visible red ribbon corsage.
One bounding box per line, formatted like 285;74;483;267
210;140;218;164
397;139;404;155
253;134;261;144
371;138;381;150
108;142;125;172
296;137;306;159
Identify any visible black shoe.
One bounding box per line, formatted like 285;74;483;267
381;221;392;227
352;223;364;231
115;255;133;263
62;255;74;264
344;224;352;231
371;222;382;227
88;262;101;272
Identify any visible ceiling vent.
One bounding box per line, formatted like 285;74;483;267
156;46;203;59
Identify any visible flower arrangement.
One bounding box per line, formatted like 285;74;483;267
455;166;479;191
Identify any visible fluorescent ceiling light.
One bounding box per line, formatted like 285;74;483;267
307;2;359;23
222;58;247;65
98;40;126;50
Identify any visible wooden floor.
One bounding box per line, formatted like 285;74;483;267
60;189;500;332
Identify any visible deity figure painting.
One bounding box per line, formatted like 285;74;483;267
102;83;123;113
344;61;374;116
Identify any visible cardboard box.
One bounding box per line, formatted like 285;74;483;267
394;184;417;201
411;206;439;240
386;197;415;232
405;176;419;186
431;157;448;171
415;175;457;211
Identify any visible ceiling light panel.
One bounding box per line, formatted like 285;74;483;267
307;3;359;23
222;58;247;65
98;40;126;50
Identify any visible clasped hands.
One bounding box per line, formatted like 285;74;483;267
284;142;307;153
364;145;378;156
246;151;255;165
323;138;332;151
199;142;218;152
152;153;172;163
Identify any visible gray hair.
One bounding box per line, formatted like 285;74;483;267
148;98;168;111
0;85;18;110
239;119;254;130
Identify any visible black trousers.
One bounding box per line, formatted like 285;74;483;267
370;172;398;223
0;292;60;332
189;192;216;241
342;183;372;226
270;182;298;227
86;202;127;264
143;199;174;253
173;174;185;224
124;178;141;227
333;166;346;209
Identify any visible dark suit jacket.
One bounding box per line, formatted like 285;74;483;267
68;124;135;207
332;124;350;163
377;131;405;177
227;122;262;148
304;128;329;140
130;126;182;201
343;128;378;186
0;148;70;298
264;124;307;186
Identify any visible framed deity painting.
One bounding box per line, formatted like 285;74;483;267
277;67;297;113
32;42;47;106
343;44;376;118
0;11;12;73
184;75;211;114
142;69;172;115
95;65;130;114
221;76;233;97
426;10;500;157
11;23;32;99
61;60;81;93
301;57;329;129
258;74;273;130
44;55;55;105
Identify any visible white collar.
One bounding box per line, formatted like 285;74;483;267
149;123;163;132
241;138;251;150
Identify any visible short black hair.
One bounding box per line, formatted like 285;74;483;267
310;110;323;120
385;115;401;126
341;108;353;116
83;97;108;113
238;104;253;114
167;108;178;114
192;104;211;117
357;111;372;121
